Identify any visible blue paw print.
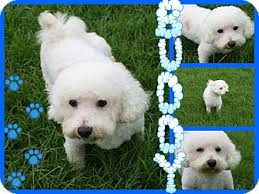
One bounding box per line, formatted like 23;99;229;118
5;75;24;92
25;103;44;119
4;123;22;140
7;171;25;188
24;149;43;166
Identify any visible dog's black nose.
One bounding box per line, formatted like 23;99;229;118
227;41;236;48
207;159;217;168
78;126;92;138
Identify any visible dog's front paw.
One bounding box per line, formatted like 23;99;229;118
216;106;222;112
206;107;211;113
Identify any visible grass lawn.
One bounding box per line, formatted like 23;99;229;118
227;131;254;189
175;68;254;126
4;4;254;191
182;5;254;63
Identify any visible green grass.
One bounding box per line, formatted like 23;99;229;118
227;131;254;189
182;5;254;63
4;5;254;190
175;68;254;126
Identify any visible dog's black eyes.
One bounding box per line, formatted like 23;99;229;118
233;26;238;31
69;100;78;107
196;148;204;152
215;147;221;152
219;87;223;90
217;29;224;33
96;100;107;107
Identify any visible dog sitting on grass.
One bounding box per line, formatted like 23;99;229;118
203;80;229;113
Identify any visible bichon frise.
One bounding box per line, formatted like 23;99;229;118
179;131;241;189
37;12;150;169
203;80;229;113
179;5;254;63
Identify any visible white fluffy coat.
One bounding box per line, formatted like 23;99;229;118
203;80;229;113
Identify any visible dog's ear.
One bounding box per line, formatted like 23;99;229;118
226;141;241;169
240;10;254;39
118;68;150;123
244;18;254;39
207;79;214;86
201;21;215;44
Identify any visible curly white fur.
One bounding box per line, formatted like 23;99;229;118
37;11;150;169
179;131;241;190
179;5;254;63
203;80;229;113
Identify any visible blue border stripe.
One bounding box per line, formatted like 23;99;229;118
11;190;250;193
254;8;259;185
181;63;254;68
169;38;174;164
0;11;4;184
184;126;254;131
11;0;249;5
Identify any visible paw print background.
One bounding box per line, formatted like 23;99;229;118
24;149;43;166
7;172;25;189
25;103;44;119
5;75;23;92
4;123;22;140
5;70;44;189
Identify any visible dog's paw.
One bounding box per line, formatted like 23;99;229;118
5;75;23;92
4;123;22;140
7;171;26;188
24;149;43;166
25;103;44;119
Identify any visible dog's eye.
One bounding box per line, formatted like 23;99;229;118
96;100;107;107
233;26;238;31
219;87;223;90
69;100;78;107
196;148;204;152
215;147;221;152
217;29;224;33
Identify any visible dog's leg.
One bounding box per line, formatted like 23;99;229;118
137;126;145;141
198;43;214;63
216;105;222;112
64;137;85;169
206;106;211;113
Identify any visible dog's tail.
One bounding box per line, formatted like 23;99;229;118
37;11;87;43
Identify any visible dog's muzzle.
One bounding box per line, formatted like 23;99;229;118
227;41;236;48
207;159;217;168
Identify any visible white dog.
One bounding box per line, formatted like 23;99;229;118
179;5;254;63
37;12;150;169
179;131;241;189
203;80;229;113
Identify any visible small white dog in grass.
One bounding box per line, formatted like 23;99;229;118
179;5;254;63
179;131;241;189
37;11;150;169
203;80;229;113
